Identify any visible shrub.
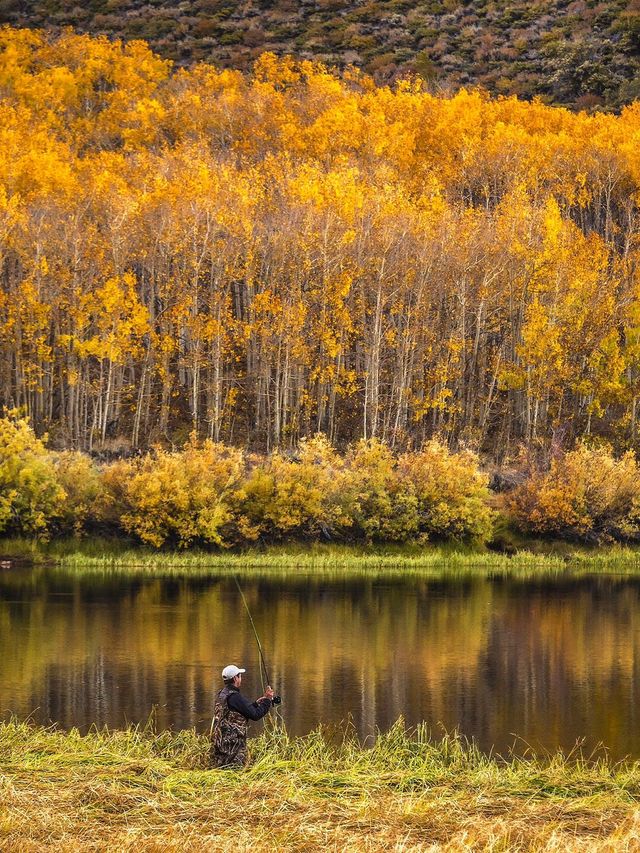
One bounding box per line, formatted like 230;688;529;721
344;439;417;542
506;444;640;543
0;421;497;548
94;458;135;533
99;437;245;548
51;451;101;535
236;435;351;541
230;462;274;543
0;414;65;538
398;441;494;543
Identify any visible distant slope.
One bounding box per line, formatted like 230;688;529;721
0;0;638;109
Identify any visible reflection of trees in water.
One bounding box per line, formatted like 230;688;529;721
0;572;235;729
2;570;640;755
0;572;492;733
486;580;640;756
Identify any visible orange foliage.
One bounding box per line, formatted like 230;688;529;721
0;28;640;455
506;445;640;542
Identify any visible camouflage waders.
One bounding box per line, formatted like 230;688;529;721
210;685;249;768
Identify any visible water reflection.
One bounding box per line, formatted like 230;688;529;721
1;567;640;759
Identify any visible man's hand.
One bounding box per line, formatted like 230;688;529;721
262;686;275;701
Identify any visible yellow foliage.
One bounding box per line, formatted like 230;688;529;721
0;413;65;537
238;435;350;541
100;438;245;548
344;438;418;542
0;26;639;456
507;445;640;542
398;441;494;542
51;451;101;535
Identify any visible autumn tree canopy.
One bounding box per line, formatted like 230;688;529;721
1;26;640;456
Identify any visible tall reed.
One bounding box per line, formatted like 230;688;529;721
2;718;639;851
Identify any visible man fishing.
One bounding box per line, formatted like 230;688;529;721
210;664;274;768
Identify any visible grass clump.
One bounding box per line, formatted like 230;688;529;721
0;537;561;571
2;718;640;850
6;536;640;580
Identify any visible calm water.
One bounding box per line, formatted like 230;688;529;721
2;565;640;759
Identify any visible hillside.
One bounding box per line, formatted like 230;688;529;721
0;0;639;109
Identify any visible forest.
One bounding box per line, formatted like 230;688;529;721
1;26;640;459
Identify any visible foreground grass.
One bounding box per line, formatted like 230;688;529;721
1;720;640;851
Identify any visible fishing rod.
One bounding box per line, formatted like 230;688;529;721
233;575;281;705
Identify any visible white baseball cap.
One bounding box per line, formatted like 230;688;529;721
222;664;246;680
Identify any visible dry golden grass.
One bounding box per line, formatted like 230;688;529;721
1;721;640;851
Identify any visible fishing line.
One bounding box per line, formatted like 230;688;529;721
233;575;282;711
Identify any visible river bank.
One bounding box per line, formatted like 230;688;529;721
1;719;638;851
3;537;640;576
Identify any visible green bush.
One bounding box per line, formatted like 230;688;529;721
236;435;351;542
94;458;133;533
345;439;417;542
51;451;101;535
398;441;494;543
0;414;65;538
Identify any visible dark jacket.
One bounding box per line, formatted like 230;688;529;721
227;688;272;720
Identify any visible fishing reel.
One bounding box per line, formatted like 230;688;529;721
272;694;282;706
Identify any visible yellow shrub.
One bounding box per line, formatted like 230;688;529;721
398;441;494;543
344;438;418;542
51;451;101;535
507;445;640;542
0;414;65;538
237;435;351;541
98;438;245;547
95;458;135;531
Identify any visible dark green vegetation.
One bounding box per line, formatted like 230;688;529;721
1;0;638;108
1;719;639;850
